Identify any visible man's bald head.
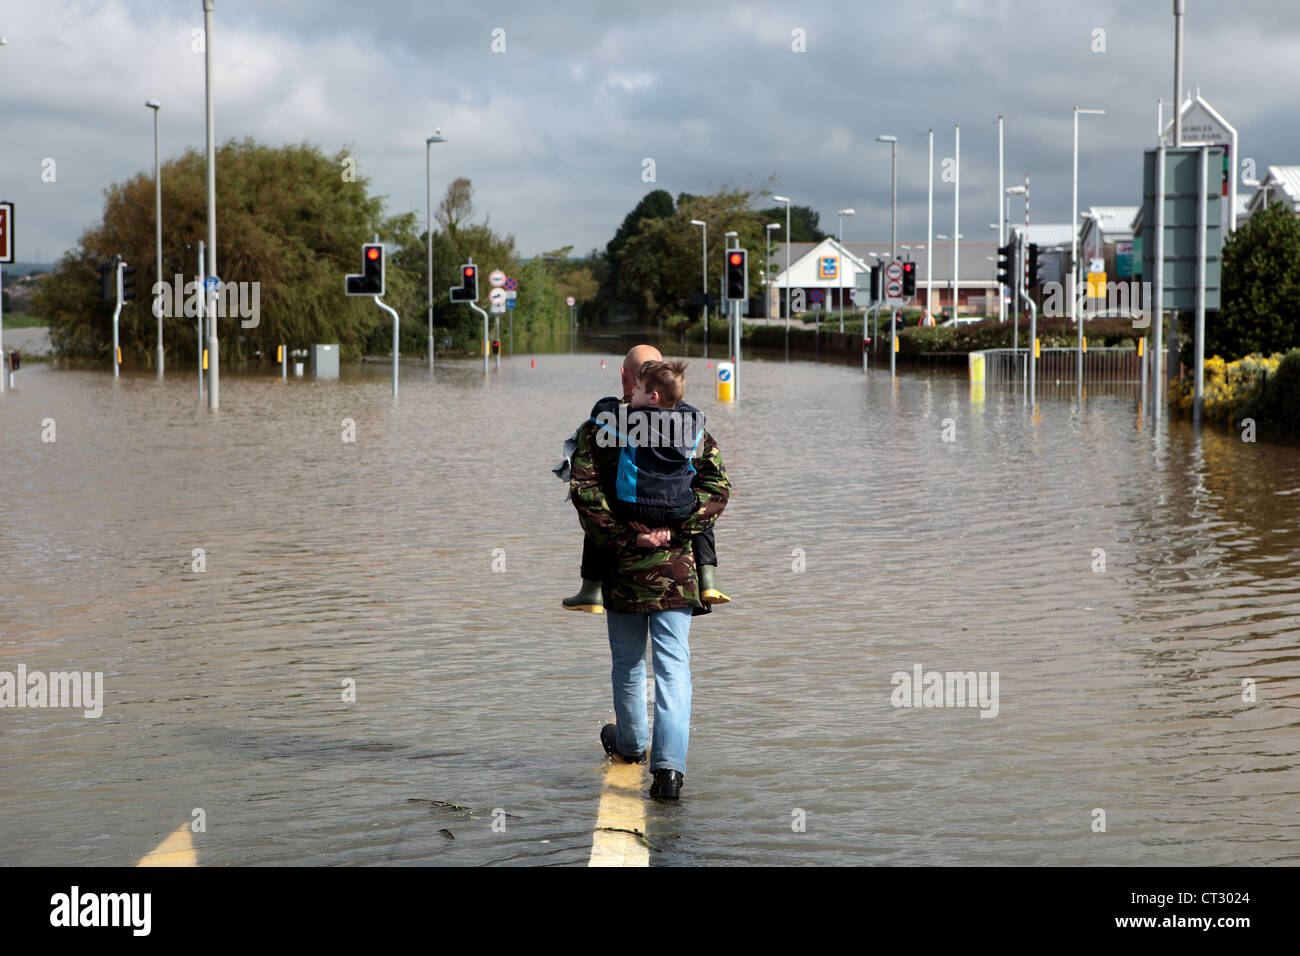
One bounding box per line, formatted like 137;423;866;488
622;344;662;399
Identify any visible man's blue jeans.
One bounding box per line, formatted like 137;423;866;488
605;607;693;774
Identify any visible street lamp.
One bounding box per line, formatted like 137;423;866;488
146;99;162;377
837;208;854;332
876;136;898;259
1072;107;1106;395
772;197;792;338
765;223;780;323
426;130;446;369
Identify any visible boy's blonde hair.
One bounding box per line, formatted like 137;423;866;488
637;360;688;407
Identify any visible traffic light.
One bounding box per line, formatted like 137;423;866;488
901;260;916;297
725;249;747;301
121;265;136;301
98;262;114;302
450;262;478;302
1027;243;1040;287
870;264;882;301
997;242;1015;287
345;243;385;296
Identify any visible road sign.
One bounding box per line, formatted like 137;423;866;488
566;296;576;307
1086;272;1106;298
809;289;824;303
489;288;507;305
489;269;506;288
505;290;517;301
884;261;903;282
0;202;13;263
503;277;517;291
506;297;516;310
885;279;903;297
204;275;221;292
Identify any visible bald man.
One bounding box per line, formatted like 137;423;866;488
555;344;728;613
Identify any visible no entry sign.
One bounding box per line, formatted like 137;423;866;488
0;203;13;263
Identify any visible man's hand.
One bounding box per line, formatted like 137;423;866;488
628;521;672;548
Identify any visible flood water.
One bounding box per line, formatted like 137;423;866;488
2;341;1298;866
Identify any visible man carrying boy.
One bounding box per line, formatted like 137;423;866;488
558;346;728;612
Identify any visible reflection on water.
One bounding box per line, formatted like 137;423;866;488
1;345;1297;866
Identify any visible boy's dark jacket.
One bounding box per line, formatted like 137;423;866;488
570;398;729;614
587;396;706;512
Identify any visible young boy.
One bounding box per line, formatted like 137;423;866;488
562;359;729;613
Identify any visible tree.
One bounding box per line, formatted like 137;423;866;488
617;182;773;322
756;203;829;242
1205;199;1300;361
33;138;416;363
435;177;475;239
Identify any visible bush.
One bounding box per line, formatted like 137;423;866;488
1167;350;1300;438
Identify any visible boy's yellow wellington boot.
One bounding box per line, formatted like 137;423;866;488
562;579;605;613
699;564;730;605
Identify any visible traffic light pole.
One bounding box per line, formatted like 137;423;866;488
374;295;399;397
494;314;501;371
1020;276;1037;403
112;258;124;380
469;302;490;374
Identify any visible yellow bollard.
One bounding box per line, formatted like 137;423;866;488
276;345;283;362
715;361;734;403
1138;337;1145;356
1082;336;1088;354
1033;338;1040;359
116;347;122;365
202;349;208;370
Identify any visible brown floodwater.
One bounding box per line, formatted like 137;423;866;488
1;339;1297;866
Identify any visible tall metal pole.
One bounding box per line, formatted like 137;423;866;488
997;115;1004;324
1073;109;1081;400
1174;0;1184;148
785;204;791;338
702;222;707;341
926;129;934;321
148;101;163;377
1194;145;1208;426
427;140;433;369
890;141;898;381
952;125;959;321
203;0;218;409
837;214;845;333
1154;141;1166;423
197;240;205;399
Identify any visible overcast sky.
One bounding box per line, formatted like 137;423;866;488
4;0;1298;264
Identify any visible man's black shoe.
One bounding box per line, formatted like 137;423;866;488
649;769;684;800
600;723;645;764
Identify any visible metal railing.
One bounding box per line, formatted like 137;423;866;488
977;347;1147;385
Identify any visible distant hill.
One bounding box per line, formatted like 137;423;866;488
2;262;55;280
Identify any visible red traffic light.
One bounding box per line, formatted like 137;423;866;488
366;247;380;260
729;253;743;266
464;266;475;277
902;262;914;272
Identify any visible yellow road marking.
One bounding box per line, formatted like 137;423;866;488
588;761;649;867
137;823;197;867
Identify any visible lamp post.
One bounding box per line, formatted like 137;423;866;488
690;219;707;342
1005;185;1027;353
996;115;1004;324
145;100;163;377
773;195;792;343
426;131;446;369
203;0;218;409
937;234;963;320
922;128;934;321
876;135;898;262
765;223;780;323
836;208;854;332
1072;107;1106;399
